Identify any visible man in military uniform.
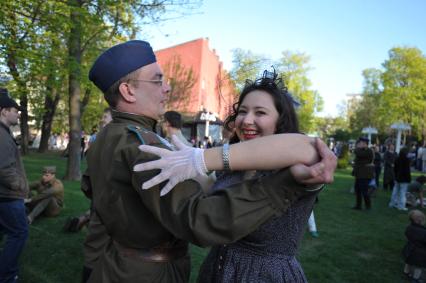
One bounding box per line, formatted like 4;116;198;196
26;166;64;224
83;40;335;283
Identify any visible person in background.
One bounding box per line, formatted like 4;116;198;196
0;88;28;283
373;145;382;189
402;210;426;281
26;166;64;224
383;143;397;191
352;137;374;210
161;110;192;146
407;176;426;208
389;147;411;211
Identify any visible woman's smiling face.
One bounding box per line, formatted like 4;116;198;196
235;90;279;141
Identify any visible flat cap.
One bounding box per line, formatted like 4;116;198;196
43;166;56;174
0;88;21;110
89;40;157;93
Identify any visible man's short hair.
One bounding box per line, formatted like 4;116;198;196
163;111;183;129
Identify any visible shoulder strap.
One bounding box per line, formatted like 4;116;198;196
126;125;172;148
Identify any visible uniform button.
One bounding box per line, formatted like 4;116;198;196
284;199;290;203
219;256;223;260
223;244;227;247
218;265;221;270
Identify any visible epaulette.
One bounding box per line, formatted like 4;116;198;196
126;125;161;145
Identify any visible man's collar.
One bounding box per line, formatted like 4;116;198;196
0;120;11;133
111;110;157;131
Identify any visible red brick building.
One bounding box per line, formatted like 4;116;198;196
155;38;236;143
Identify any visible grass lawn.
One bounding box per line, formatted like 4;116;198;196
3;151;424;282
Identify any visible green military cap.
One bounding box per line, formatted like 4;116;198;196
43;166;56;174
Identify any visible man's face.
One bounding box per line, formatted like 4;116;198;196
1;107;20;126
129;63;171;120
42;172;55;183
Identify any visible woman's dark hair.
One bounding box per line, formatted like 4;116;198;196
224;68;299;144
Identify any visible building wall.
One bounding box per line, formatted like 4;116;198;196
155;38;235;121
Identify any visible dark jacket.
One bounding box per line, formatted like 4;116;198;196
402;223;426;267
0;121;28;200
383;150;397;183
353;147;374;179
85;111;315;283
395;155;411;183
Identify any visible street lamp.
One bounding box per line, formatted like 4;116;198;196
361;126;378;147
390;122;411;153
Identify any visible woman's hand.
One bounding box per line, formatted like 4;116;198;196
133;136;207;196
290;138;337;185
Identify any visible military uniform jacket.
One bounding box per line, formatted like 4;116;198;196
353;147;374;179
29;178;64;208
85;111;313;283
0;121;28;200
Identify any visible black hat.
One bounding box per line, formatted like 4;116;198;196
0;88;21;110
89;40;157;93
357;136;369;143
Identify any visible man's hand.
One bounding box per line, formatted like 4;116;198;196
290;138;337;185
133;135;207;196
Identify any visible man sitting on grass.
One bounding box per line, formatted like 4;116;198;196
26;166;64;224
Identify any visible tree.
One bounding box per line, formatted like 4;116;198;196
380;47;426;139
276;51;323;133
162;54;197;112
1;0;202;180
230;48;268;91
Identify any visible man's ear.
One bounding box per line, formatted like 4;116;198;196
118;82;137;103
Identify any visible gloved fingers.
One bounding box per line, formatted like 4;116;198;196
141;173;169;190
160;179;179;197
133;160;165;172
171;135;189;150
138;144;171;157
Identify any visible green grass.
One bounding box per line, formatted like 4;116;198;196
2;151;423;282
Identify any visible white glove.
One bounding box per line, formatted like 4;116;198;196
133;135;208;196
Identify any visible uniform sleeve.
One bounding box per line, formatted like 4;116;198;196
31;181;63;202
81;169;92;199
0;147;26;192
128;144;312;247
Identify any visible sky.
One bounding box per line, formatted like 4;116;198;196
143;0;426;117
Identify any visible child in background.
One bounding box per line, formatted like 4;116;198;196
402;210;426;282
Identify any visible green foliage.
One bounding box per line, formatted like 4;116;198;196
348;47;426;141
276;51;323;134
230;48;268;91
336;143;349;169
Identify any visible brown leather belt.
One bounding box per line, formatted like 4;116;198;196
113;241;188;262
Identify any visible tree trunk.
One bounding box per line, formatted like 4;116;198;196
64;0;83;181
6;52;29;155
19;92;29;155
38;87;60;152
